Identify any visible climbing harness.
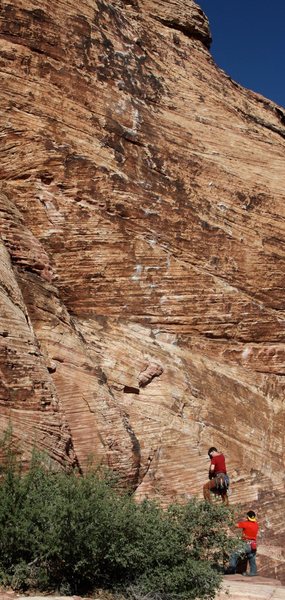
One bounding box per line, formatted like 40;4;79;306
214;472;229;493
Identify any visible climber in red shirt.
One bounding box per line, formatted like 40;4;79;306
226;510;259;576
203;447;229;505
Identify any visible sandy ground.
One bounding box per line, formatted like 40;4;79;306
1;576;285;600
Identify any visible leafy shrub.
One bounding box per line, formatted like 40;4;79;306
0;429;237;599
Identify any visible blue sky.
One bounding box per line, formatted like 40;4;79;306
198;0;285;108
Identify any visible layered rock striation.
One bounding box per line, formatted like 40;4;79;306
0;0;284;581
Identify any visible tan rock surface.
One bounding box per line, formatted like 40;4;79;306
0;0;284;582
218;576;285;600
1;578;285;600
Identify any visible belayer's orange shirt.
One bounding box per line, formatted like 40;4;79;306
237;520;259;541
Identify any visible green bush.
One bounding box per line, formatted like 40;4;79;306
0;430;237;599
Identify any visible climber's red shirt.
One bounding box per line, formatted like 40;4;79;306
210;453;227;475
237;520;259;541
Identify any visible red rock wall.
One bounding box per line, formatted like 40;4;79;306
0;0;284;581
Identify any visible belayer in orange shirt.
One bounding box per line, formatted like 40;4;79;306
225;510;259;576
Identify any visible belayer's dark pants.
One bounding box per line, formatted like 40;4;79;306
229;543;257;575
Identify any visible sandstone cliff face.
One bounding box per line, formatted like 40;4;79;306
0;0;284;581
